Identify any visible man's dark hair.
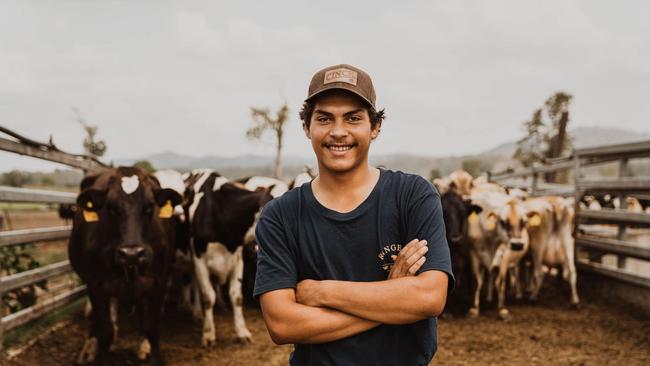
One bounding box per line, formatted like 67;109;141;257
299;94;386;132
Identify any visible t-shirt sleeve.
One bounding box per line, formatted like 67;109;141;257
253;201;298;298
405;176;456;292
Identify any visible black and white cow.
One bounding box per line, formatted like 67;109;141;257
69;167;182;366
184;169;274;345
235;176;288;198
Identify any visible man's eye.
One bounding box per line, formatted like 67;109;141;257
347;115;362;122
316;116;331;123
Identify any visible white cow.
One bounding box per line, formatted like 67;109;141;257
524;196;580;308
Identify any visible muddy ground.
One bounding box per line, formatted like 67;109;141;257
7;280;650;366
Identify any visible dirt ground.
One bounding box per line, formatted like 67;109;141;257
6;281;650;366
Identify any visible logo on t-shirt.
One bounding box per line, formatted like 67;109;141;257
377;243;403;272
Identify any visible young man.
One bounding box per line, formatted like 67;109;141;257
254;64;454;365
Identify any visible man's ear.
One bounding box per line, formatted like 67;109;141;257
370;122;381;140
303;122;311;139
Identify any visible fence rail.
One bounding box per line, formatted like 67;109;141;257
0;261;72;293
0;137;104;171
0;186;76;204
0;226;71;248
489;139;650;289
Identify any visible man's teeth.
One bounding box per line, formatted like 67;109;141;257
328;145;352;151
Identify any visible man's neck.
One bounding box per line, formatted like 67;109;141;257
312;163;380;213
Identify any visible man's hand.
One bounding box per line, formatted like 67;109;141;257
388;239;428;279
296;279;323;307
296;239;428;307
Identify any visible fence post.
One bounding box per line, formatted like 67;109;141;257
616;158;630;269
531;170;539;195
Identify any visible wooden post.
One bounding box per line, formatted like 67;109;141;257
531;170;539;195
617;158;629;269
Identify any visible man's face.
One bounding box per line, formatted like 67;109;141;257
305;91;379;174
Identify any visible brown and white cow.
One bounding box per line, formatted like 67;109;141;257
466;191;529;320
449;169;474;197
69;167;182;366
523;196;580;307
184;169;274;346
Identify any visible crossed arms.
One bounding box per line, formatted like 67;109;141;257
259;239;449;345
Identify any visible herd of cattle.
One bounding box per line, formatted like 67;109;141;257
59;166;647;365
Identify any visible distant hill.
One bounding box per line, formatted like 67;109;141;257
114;126;649;180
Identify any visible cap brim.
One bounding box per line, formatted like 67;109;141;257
305;84;374;108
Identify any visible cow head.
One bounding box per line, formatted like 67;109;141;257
497;200;528;251
76;167;182;278
441;190;481;244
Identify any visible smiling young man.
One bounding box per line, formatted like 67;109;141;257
254;64;454;366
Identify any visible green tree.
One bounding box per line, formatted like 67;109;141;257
429;168;442;181
74;108;107;157
247;104;289;179
134;160;155;173
2;170;29;187
462;159;483;177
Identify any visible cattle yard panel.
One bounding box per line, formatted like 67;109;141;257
0;127;106;352
488;140;650;289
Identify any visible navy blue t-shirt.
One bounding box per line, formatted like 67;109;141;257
254;169;455;366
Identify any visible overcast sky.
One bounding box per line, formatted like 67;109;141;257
1;0;649;171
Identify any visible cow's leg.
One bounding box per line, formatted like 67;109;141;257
78;289;113;366
191;279;203;321
563;234;580;308
485;268;495;304
109;297;118;344
529;253;545;303
137;290;165;366
468;254;482;318
496;256;511;321
84;299;93;317
229;247;253;343
193;253;217;346
511;266;524;300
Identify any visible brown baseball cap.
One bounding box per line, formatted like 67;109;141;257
305;64;376;108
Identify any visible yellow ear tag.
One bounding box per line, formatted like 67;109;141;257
468;212;479;224
529;214;542;227
83;210;98;222
486;217;497;231
158;200;173;219
86;201;93;209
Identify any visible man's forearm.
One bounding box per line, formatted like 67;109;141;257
317;271;448;324
260;290;380;345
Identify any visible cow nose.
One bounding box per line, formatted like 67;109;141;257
509;240;525;251
115;245;147;266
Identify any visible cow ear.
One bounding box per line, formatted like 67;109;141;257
154;188;182;208
77;189;106;211
465;201;482;215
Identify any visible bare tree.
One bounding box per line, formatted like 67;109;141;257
514;91;573;182
73;108;107;157
247;104;289;179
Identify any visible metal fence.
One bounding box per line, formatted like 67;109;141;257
0;126;106;351
489;140;650;289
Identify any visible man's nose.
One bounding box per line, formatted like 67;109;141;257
329;124;348;138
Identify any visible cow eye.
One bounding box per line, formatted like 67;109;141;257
143;204;154;216
107;205;119;217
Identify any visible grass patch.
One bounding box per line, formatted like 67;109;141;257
2;297;86;350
